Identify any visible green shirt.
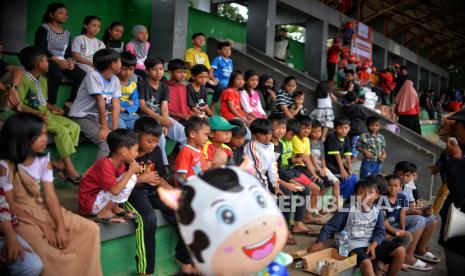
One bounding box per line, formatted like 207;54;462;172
280;139;293;168
18;72;49;112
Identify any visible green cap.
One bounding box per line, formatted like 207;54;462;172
208;116;238;131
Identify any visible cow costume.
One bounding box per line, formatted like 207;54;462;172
160;167;291;275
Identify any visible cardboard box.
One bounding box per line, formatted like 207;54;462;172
292;248;357;276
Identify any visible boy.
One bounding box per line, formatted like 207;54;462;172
290;90;308;116
324;117;358;199
167;59;191;123
124;116;197;275
309;180;406;276
79;129;139;223
383;175;432;271
244;118;279;190
184;32;215;83
210;41;233;111
357;116;387;179
342;69;361;96
137;57;186;165
0;40;23;112
69;48;122;160
203;116;237;168
342;92;367;158
187;64;213;117
394;161;441;264
115;52;139;129
268;113;316;241
227;118;248;165
18;46;82;184
175;116;210;181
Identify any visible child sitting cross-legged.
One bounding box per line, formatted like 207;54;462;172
17;46;82;184
79;129;139;223
125;116;198;275
175;116;210;182
227;118;248;165
383;175;432;271
309;179;406;276
114;51;140;129
203;116;237;168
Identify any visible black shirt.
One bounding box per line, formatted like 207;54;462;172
0;59;9;78
231;144;245;166
135;146;166;189
137;78;170;114
342;104;368;136
324;132;352;174
186;83;208;109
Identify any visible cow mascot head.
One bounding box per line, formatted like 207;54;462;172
159;167;290;275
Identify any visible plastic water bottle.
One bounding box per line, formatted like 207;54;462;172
339;230;349;257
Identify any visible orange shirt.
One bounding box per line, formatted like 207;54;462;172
175;144;207;179
220;88;245;120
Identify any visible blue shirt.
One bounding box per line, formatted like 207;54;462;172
212;55;233;88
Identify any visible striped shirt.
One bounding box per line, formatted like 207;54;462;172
274;89;294;114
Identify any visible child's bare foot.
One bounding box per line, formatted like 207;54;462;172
293;222;319;235
181;263;201;274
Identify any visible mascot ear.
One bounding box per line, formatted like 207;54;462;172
158;187;181;211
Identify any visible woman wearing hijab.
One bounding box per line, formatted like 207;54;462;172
125;25;150;78
395;80;421;134
256;74;277;114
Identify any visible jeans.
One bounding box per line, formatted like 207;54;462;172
278;184;310;224
0;235;43;276
359;159;382;180
108;112;140;129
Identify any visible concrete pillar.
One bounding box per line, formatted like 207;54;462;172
246;0;277;57
151;0;189;61
305;18;328;80
427;71;432;90
194;0;211;12
372;46;387;70
406;61;418;89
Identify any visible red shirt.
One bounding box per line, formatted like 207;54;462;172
175;144;207;179
327;45;342;64
220;88;245;120
378;71;395;94
79;158;126;215
167;80;191;120
396;102;420;115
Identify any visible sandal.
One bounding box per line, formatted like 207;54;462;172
286;236;297;246
52;164;67;181
66;175;82;185
115;210;136;220
95;215;127;224
415;251;441;263
405;259;432;271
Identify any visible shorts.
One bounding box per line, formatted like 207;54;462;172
350;239;401;266
405;215;425;233
91;173;137;215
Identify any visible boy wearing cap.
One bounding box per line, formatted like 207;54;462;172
203;115;238;168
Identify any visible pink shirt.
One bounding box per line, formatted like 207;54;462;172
240;89;266;118
125;41;151;71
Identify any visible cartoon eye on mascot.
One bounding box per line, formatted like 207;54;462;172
159;166;292;276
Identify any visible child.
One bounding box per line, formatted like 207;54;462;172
342;92;367;157
220;70;253;126
227;118;248;165
383;175;432;271
244;118;279;190
18;46;82;184
290;90;308;116
137;57;186;165
167;59;191;123
0;185;43;275
72;15;106;74
187;64;213;117
240;70;266;119
175;116;210;181
394;161;441;264
203;116;237;168
309;180;405;276
257;74;277;114
125;25;150;77
357;116;387;179
69;48;122;161
102;21;125;53
79;129;138;222
0;41;23;111
210;41;233;111
310;81;335;140
274;76;300;118
126;116;197;275
324;117;358;199
268;114;316;242
115;52;139;129
309;120;341;208
185;32;215;83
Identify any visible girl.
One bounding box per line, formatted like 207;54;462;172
220;70;252;126
34;2;86;106
310;81;336;140
257;74;276;114
274;76;300;118
240;70;266;119
102;21;125;53
0;113;102;276
72;15;106;74
126;25;150;77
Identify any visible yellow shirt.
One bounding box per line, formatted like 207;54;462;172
185;48;211;79
291;135;310;167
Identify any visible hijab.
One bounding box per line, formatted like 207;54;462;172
396;80;419;113
130;25;148;58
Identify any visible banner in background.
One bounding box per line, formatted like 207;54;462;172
353;21;373;62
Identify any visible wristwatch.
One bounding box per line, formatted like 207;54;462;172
6;83;17;90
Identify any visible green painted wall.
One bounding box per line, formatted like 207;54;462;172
287;39;305;71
